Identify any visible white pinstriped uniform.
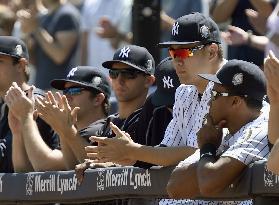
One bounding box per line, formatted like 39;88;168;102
161;81;214;148
161;95;269;205
159;77;268;205
159;82;215;205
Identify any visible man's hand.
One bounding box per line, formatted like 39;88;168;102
197;114;226;149
5;82;34;122
264;50;279;104
96;16;118;39
35;91;79;135
85;122;138;164
17;9;39;34
222;25;249;46
246;9;267;35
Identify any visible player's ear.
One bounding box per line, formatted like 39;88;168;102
144;75;155;88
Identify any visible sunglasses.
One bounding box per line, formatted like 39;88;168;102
211;90;230;101
211;90;248;101
168;45;205;59
109;69;144;79
63;87;88;96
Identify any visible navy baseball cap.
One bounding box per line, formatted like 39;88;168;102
199;60;266;101
159;12;221;48
0;36;29;59
151;57;180;107
102;45;155;75
51;66;111;98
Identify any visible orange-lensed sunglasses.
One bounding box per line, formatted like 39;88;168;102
168;45;205;59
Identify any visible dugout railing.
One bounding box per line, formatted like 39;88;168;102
0;161;278;204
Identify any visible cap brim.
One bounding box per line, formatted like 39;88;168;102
0;52;20;59
198;74;222;84
158;41;201;48
102;60;147;73
151;89;175;107
50;79;95;90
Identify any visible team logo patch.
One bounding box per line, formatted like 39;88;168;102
172;22;179;36
15;45;23;56
200;25;210;39
119;46;130;58
232;73;243;85
67;67;78;78
91;76;102;87
145;59;153;72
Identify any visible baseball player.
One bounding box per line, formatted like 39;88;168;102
168;60;269;204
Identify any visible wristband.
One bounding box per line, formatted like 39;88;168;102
246;30;253;46
200;143;217;160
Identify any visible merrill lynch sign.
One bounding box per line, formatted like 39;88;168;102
26;173;78;195
97;168;151;191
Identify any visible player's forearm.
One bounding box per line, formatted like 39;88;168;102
167;162;200;199
267;138;279;174
62;131;90;163
131;145;196;166
12;133;34;172
21;115;64;171
197;157;246;196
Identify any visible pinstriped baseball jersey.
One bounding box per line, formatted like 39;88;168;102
166;103;270;205
159;82;215;205
161;81;214;148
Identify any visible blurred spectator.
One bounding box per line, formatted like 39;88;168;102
211;0;275;66
0;5;16;35
80;0;132;76
18;0;80;90
221;2;279;59
168;60;269;202
0;36;59;172
33;66;111;170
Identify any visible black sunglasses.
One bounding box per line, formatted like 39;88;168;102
109;69;145;80
63;87;88;95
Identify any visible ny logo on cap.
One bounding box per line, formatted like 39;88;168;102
162;76;174;89
232;73;243;86
119;46;130;58
67;67;78;78
172;22;179;36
